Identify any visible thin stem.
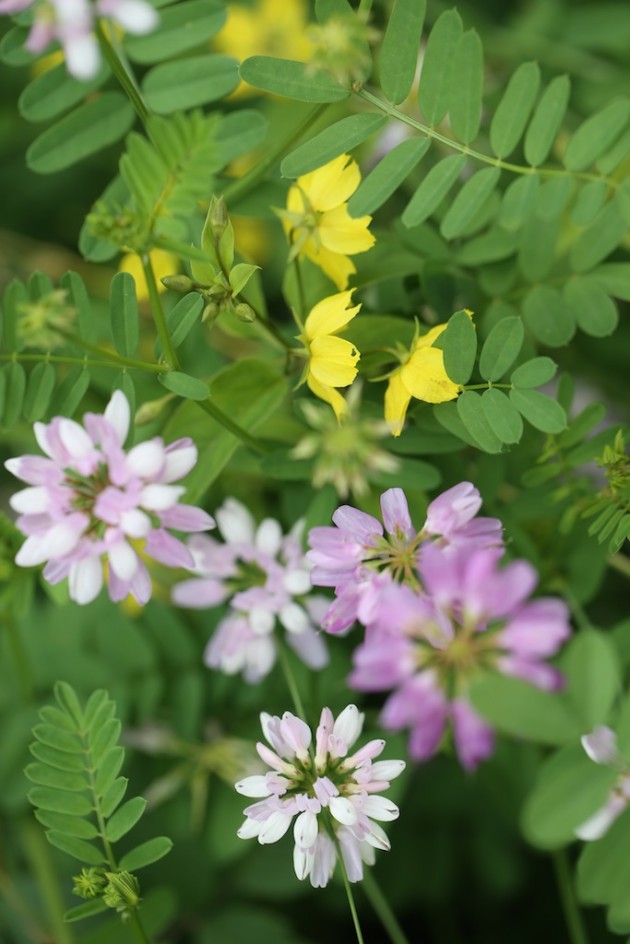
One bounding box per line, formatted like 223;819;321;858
222;104;329;206
338;852;366;944
356;88;617;188
7;346;167;374
608;553;630;579
3;617;34;703
358;0;374;14
195;398;268;455
552;851;589;944
129;909;151;944
141;254;181;370
464;382;512;391
96;21;149;126
292;257;306;326
362;869;411;944
276;640;308;720
563;586;593;631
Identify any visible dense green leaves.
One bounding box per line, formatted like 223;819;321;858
563;277;619;337
380;0;426;105
490;62;540;158
402;155;466;227
280;114;387;177
524;75;571;166
239;57;350;102
441;167;501;239
509;388;567;434
418;9;463;125
109;272;139;357
18;62;110;123
143;55;239;113
125;0;226;63
348;138;429;217
481;388;523;444
522;286;575;347
457;391;502;453
447;29;484;144
564;99;630;171
479;316;524;381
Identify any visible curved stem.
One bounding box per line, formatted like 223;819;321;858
361;869;411;944
96;21;149;127
356;87;617;188
222;104;329;207
276;640;308;720
552;850;589;944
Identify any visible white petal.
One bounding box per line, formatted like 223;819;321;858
293;810;318;850
333;705;364;753
216;498;255;545
140;484;184;511
364;821;391;851
126;441;165;478
370;760;406;781
162;445;197;483
293;843;312;881
34;422;52;457
58;418;94;458
9;486;49;514
108;542;138;581
258;811;292;844
283;569;312;595
69;556;103;605
235;776;272;798
255;519;283;555
104;390;130;444
237;818;262;840
575;797;626;841
329;796;357;826
581;727;618;765
16;522;82;566
279;602;309;634
109;0;159;33
64;33;101;81
361;795;400;822
120;509;152;538
249;607;275;635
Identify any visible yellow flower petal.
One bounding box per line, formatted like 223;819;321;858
401;346;461;403
304;291;360;341
307;375;348;420
319;205;376;255
309;335;359;387
308;245;357;289
119;249;178;302
297;155;361;212
413;323;447;350
384;371;413;437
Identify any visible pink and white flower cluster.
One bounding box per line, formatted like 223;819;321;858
576;726;630;841
236;705;404;887
308;483;572;770
0;0;158;80
172;499;328;683
6;391;214;605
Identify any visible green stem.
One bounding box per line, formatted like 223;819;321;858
141;254;181;370
608;553;630;579
358;0;374;14
195;398;268;454
11;345;166;374
464;382;512;391
292;257;306;326
129;909;151;944
552;851;589;944
356;88;617;188
3;617;33;703
362;869;411;944
338;851;366;944
96;21;149;126
19;818;75;944
276;640;308;720
222;104;329;206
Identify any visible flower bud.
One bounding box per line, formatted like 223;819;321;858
73;867;107;900
234;302;256;323
134;394;174;425
103;871;141;910
161;274;194;293
210;195;229;238
202;302;220;323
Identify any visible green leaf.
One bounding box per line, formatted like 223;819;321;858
511;357;557;388
564;99;630;171
447;29;484;144
402;154;466;228
509;388;567;434
1;278;27;351
535;176;574;221
94;747;126;798
125;0;225;63
30;743;85;773
18;62;109;123
239;56;350;102
50;367;90;418
592;263;630;302
54;682;84;725
3;362;26;427
28;787;93;816
470;674;581;744
143;55;239;113
440;167;501;240
119;836;173;872
597;126;630;175
101;778;129;819
26;93;134;174
163;359;288;503
522;285;575;347
158;372;209;401
441;309;477;384
479;316;524;381
0;27;38;66
25;763;88;792
90;718;122;764
109;272;139;357
105;796;147;842
348;137;429;217
521;745;616;849
563;277;619;337
456;391;503;453
35;810;99;839
23;362;55;422
578;808;630;905
33;724;82;754
83;690;109;728
280;113;387;177
64;899;109;923
167;293;204;349
570;201;627;273
215;110;268;165
418;9;463;125
524;75;571;166
60;271;96;343
498;173;540;231
490;61;540;158
46;832;104;865
571;179;608;227
380;0;426;104
368;456;441;491
433;400;479;449
564;630;620;729
518;212;560;281
480;388;523;444
229;264;259;297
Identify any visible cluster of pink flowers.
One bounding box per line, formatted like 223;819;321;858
308;483;572;770
0;0;158;80
172;499;329;682
5;391;214;605
236;705;404;887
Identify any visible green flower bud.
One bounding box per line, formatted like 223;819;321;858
161;275;194;293
103;871;141;910
234;302;256;323
134;394;175;425
202;302;220;323
73;867;107;900
209;195;229;239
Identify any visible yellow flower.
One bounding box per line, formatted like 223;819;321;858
215;0;312;96
282;154;375;290
385;324;462;437
119;249;180;303
298;291;361;419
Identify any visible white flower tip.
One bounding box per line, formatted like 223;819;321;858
581;726;618;765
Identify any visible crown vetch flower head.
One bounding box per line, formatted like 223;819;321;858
236;705;405;887
281;154;375;290
6;391;214;605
